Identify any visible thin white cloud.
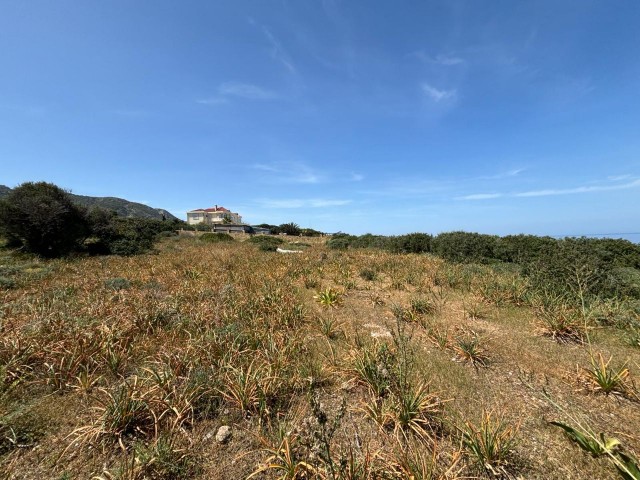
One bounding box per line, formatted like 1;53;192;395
458;193;503;200
607;174;632;182
218;82;278;100
515;179;640;197
479;168;526;180
252;161;322;184
435;54;464;66
411;51;465;66
258;198;352;209
262;27;296;74
351;173;364;182
459;177;640;200
421;83;457;102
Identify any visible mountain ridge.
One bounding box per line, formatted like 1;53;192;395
0;184;178;221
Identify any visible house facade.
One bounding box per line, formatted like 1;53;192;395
187;205;243;225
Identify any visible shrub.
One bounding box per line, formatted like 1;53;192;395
248;235;284;252
432;231;498;264
387;233;433;254
0;182;89;257
326;234;354;250
359;269;377;281
0;276;16;289
200;232;234;243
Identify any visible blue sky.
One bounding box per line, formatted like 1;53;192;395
1;1;640;237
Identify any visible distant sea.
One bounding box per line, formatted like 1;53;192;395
550;233;640;243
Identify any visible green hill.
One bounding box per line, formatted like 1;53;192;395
0;184;178;221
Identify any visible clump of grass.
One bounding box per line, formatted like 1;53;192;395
461;410;519;475
72;379;154;450
359;268;377;281
248;434;315;480
534;292;585;344
409;297;436;316
427;323;451;349
220;359;280;419
626;327;640;349
388;381;444;441
0;276;16;289
248;235;284;252
317;316;343;340
453;333;489;368
303;276;320;289
0;408;46;455
95;435;198;480
464;297;486;320
104;277;131;291
352;342;394;398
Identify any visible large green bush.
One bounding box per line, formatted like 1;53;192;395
200;232;234;243
0;182;89;257
387;233;433;254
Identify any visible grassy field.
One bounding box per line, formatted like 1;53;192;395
1;235;638;479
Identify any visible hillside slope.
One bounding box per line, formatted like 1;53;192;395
0;184;178;220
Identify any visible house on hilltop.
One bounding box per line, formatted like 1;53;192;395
187;205;243;225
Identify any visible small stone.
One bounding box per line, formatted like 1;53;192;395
203;431;215;442
216;425;232;443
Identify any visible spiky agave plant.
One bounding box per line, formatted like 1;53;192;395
585;352;630;395
461;410;519;474
314;287;342;308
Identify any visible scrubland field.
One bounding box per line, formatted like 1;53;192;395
1;235;639;479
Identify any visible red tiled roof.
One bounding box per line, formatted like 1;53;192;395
204;207;229;212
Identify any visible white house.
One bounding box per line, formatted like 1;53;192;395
186;205;243;225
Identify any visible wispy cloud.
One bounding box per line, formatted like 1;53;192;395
458;177;640;200
197;82;278;105
515;179;640;197
219;82;278;100
257;198;351;209
262;27;296;74
350;173;364;182
479;168;526;180
411;51;465;66
421;83;457;102
459;193;503;200
252;161;322;184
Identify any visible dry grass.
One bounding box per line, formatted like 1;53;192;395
0;236;638;479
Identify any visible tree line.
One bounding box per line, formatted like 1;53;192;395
327;231;640;300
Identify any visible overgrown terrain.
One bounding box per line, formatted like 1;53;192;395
1;235;639;479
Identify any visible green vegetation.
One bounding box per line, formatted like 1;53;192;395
0;184;177;221
0;182;89;257
0;182;184;258
199;232;234;243
1;209;639;478
247;234;284;251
